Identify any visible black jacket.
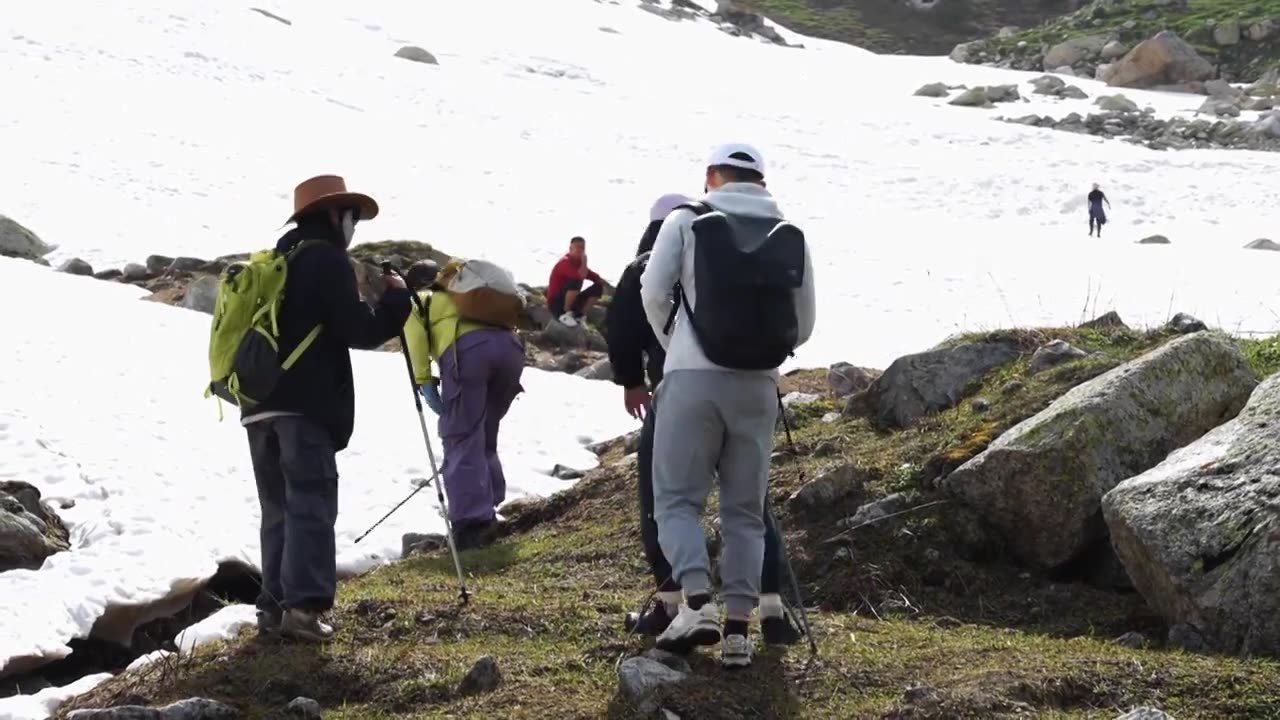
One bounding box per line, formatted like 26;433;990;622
605;220;666;391
245;226;412;451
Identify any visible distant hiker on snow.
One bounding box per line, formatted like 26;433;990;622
546;236;605;327
1088;183;1111;237
639;144;816;668
402;259;525;551
607;191;802;646
238;175;412;642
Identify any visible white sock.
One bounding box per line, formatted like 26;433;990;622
758;593;784;619
657;591;682;615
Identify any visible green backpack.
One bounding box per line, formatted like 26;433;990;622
205;240;323;410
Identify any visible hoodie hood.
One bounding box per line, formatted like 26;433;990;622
702;182;782;219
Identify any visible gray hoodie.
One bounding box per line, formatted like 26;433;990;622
639;182;816;377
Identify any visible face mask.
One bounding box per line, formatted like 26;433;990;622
340;209;356;246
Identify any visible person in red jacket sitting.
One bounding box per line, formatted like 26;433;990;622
546;236;604;327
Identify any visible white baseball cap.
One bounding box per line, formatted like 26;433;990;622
706;142;765;176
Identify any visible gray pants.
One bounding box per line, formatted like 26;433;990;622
652;369;779;618
246;415;340;614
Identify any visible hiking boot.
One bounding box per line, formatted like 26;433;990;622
558;312;579;328
721;633;753;669
453;518;500;551
761;613;802;646
624;603;674;636
281;609;334;643
256;609;282;636
656;602;721;654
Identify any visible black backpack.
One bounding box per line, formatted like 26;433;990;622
663;201;806;370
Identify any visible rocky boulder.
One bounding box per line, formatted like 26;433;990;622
1028;339;1088;374
859;340;1020;428
1212;20;1241;46
1103;373;1280;656
827;362;880;398
58;258;94;276
942;333;1256;570
0;215;52;261
180;275;220;314
0;481;70;572
394;46;438;65
67;698;242;719
1102;31;1215;89
1096;94;1139;113
1244;238;1280;251
1139;234;1170;245
914;82;950;98
1044;35;1109;68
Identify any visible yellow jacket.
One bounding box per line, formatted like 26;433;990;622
403;290;493;384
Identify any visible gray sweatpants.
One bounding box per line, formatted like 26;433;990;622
652;369;779;618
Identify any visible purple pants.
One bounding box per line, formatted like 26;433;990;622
437;329;525;525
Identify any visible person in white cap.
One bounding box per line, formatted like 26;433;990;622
606;192;804;647
639;144;816;668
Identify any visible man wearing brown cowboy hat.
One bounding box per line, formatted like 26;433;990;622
244;175;412;642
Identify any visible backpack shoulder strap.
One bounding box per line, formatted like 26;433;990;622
674;201;716;217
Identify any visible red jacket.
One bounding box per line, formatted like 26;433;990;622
547;254;602;302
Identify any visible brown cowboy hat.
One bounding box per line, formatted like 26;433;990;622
288;174;379;223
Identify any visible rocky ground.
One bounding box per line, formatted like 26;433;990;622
40;311;1280;719
951;0;1280;83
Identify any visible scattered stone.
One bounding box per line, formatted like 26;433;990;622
94;269;123;281
1029;339;1089;374
457;655;502;696
1138;235;1170;245
903;684;940;704
943;332;1257;570
914;82;950;98
180;275;220;314
827;362;881;398
144;254;175;276
788;463;870;512
1030;75;1066;95
618;656;687;715
250;7;292;25
401;532;446;558
1213;20;1241;46
1053;66;1077;76
1103;31;1215;89
587;429;642;457
838;493;909;529
1115;631;1150;649
821;412;840;423
0;481;70;573
1246;19;1278;42
1166;312;1206;334
1096;94;1139;113
0;214;52;261
643;648;692;674
949;87;992;107
782;391;822;407
1244;238;1280;251
862;340;1020;428
285;697;321;719
68;698;243;719
1198;98;1241;117
970;397;991;413
394;46;438;65
949;40;982;64
1205;79;1242;99
1045;35;1109;68
574;358;613;381
1060;85;1089;99
1101;41;1129;60
58;258;94;276
550;464;584;480
984;84;1021;103
122;263;150;282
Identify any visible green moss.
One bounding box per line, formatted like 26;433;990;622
1241;334;1280;378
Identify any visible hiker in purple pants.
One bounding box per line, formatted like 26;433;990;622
403;260;526;551
437;329;525;547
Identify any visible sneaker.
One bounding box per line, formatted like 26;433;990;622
281;609;334;643
558;312;579;327
721;633;754;669
256;609;281;636
655;602;721;654
761;613;803;646
624;603;674;636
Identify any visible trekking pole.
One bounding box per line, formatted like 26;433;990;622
354;482;429;544
382;262;471;605
774;391;819;656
